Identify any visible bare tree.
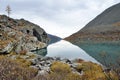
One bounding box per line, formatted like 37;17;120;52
5;5;11;17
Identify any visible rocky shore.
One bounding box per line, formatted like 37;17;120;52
7;52;83;76
5;51;117;80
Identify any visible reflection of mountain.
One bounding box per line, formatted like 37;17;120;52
65;3;120;43
46;40;98;63
77;42;120;66
31;48;47;56
31;34;61;56
48;34;61;44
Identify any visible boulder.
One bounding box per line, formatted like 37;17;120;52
37;70;49;75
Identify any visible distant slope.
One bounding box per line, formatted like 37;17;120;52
65;3;120;43
47;34;61;44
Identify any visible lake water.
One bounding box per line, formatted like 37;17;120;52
77;42;120;66
46;40;99;63
33;40;120;66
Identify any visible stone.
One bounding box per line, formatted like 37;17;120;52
70;63;79;68
8;32;16;37
20;55;29;59
9;55;17;60
28;59;38;65
72;70;83;76
54;57;61;61
41;57;54;61
62;58;71;64
37;70;48;75
39;61;46;66
35;65;42;70
30;66;39;70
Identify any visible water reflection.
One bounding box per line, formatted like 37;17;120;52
46;40;99;63
77;42;120;66
31;48;47;56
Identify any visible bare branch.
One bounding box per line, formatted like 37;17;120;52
6;5;11;17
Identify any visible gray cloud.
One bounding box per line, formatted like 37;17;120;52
0;0;120;37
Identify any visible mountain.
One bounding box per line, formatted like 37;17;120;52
65;3;120;44
47;34;61;44
0;15;49;54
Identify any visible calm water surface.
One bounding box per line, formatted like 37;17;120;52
46;40;98;63
78;42;120;66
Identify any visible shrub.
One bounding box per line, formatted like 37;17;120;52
0;56;38;80
65;73;82;80
80;62;106;80
49;61;82;80
16;58;32;67
51;61;71;73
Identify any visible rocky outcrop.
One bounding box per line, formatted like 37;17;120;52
65;3;120;43
0;15;48;54
16;18;49;43
0;15;49;43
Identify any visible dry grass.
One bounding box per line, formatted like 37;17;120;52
0;56;38;80
0;55;119;80
80;62;106;80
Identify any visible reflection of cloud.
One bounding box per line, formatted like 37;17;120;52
0;0;120;38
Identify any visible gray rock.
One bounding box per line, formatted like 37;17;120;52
35;65;42;70
29;59;38;65
27;52;43;59
16;18;49;44
72;70;83;76
20;55;30;59
37;70;48;75
62;58;71;64
41;57;54;61
8;55;17;60
36;64;50;74
42;66;50;72
39;61;46;66
54;57;61;61
30;66;39;70
70;63;79;68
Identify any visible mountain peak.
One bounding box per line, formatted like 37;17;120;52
65;3;120;43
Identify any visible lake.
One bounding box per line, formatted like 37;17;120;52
46;40;99;63
34;40;120;66
77;42;120;67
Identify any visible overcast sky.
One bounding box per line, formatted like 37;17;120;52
0;0;120;38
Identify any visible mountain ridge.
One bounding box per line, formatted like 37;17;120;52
48;34;61;44
65;3;120;43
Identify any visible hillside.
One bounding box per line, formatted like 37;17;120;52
48;34;61;44
0;15;49;54
65;3;120;43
